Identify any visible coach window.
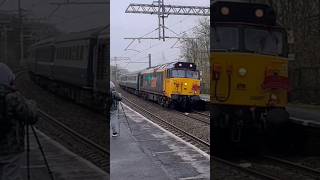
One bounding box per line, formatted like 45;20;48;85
68;47;71;60
73;46;76;60
59;48;61;59
64;47;67;59
71;47;74;60
77;46;81;60
80;46;84;60
62;48;65;59
75;46;79;60
70;47;73;60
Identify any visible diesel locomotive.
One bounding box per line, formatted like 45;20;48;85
119;62;201;109
210;1;290;153
28;27;109;112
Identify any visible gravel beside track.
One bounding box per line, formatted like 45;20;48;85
16;73;109;172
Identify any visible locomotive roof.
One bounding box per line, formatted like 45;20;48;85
140;61;181;74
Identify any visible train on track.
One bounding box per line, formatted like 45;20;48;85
28;27;109;112
119;62;201;109
210;1;290;153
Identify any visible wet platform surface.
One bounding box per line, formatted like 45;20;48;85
200;94;210;102
22;129;108;180
287;105;320;127
110;103;210;180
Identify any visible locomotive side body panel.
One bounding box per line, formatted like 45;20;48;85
140;71;165;95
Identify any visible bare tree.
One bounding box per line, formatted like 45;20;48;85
180;17;210;94
271;0;320;103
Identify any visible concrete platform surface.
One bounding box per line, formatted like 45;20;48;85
21;129;108;180
200;94;210;102
110;103;210;180
287;104;320;127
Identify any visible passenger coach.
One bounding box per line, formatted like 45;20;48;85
28;26;109;111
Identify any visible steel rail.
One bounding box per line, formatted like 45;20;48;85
38;109;109;156
122;96;210;148
212;157;281;180
263;155;320;176
179;111;210;125
193;111;210;118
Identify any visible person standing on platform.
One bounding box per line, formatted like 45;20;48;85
0;63;39;180
110;81;122;137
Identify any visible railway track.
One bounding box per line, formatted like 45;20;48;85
180;111;210;125
194;111;210;118
37;110;109;171
121;96;210;153
212;155;320;180
262;155;320;178
14;69;109;172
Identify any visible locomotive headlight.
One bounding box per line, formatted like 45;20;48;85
184;82;188;86
221;7;230;16
238;68;247;77
255;9;264;18
190;64;193;67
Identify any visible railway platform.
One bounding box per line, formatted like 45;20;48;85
287;104;320;127
110;103;210;180
200;94;210;102
21;129;108;180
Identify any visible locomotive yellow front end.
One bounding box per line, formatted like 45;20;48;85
211;53;289;107
210;1;290;154
165;78;201;97
164;62;201;109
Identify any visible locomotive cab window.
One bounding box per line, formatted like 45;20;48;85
211;26;239;51
244;27;284;56
186;70;199;79
169;69;199;79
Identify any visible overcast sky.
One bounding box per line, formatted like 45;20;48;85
0;0;108;32
111;0;209;72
